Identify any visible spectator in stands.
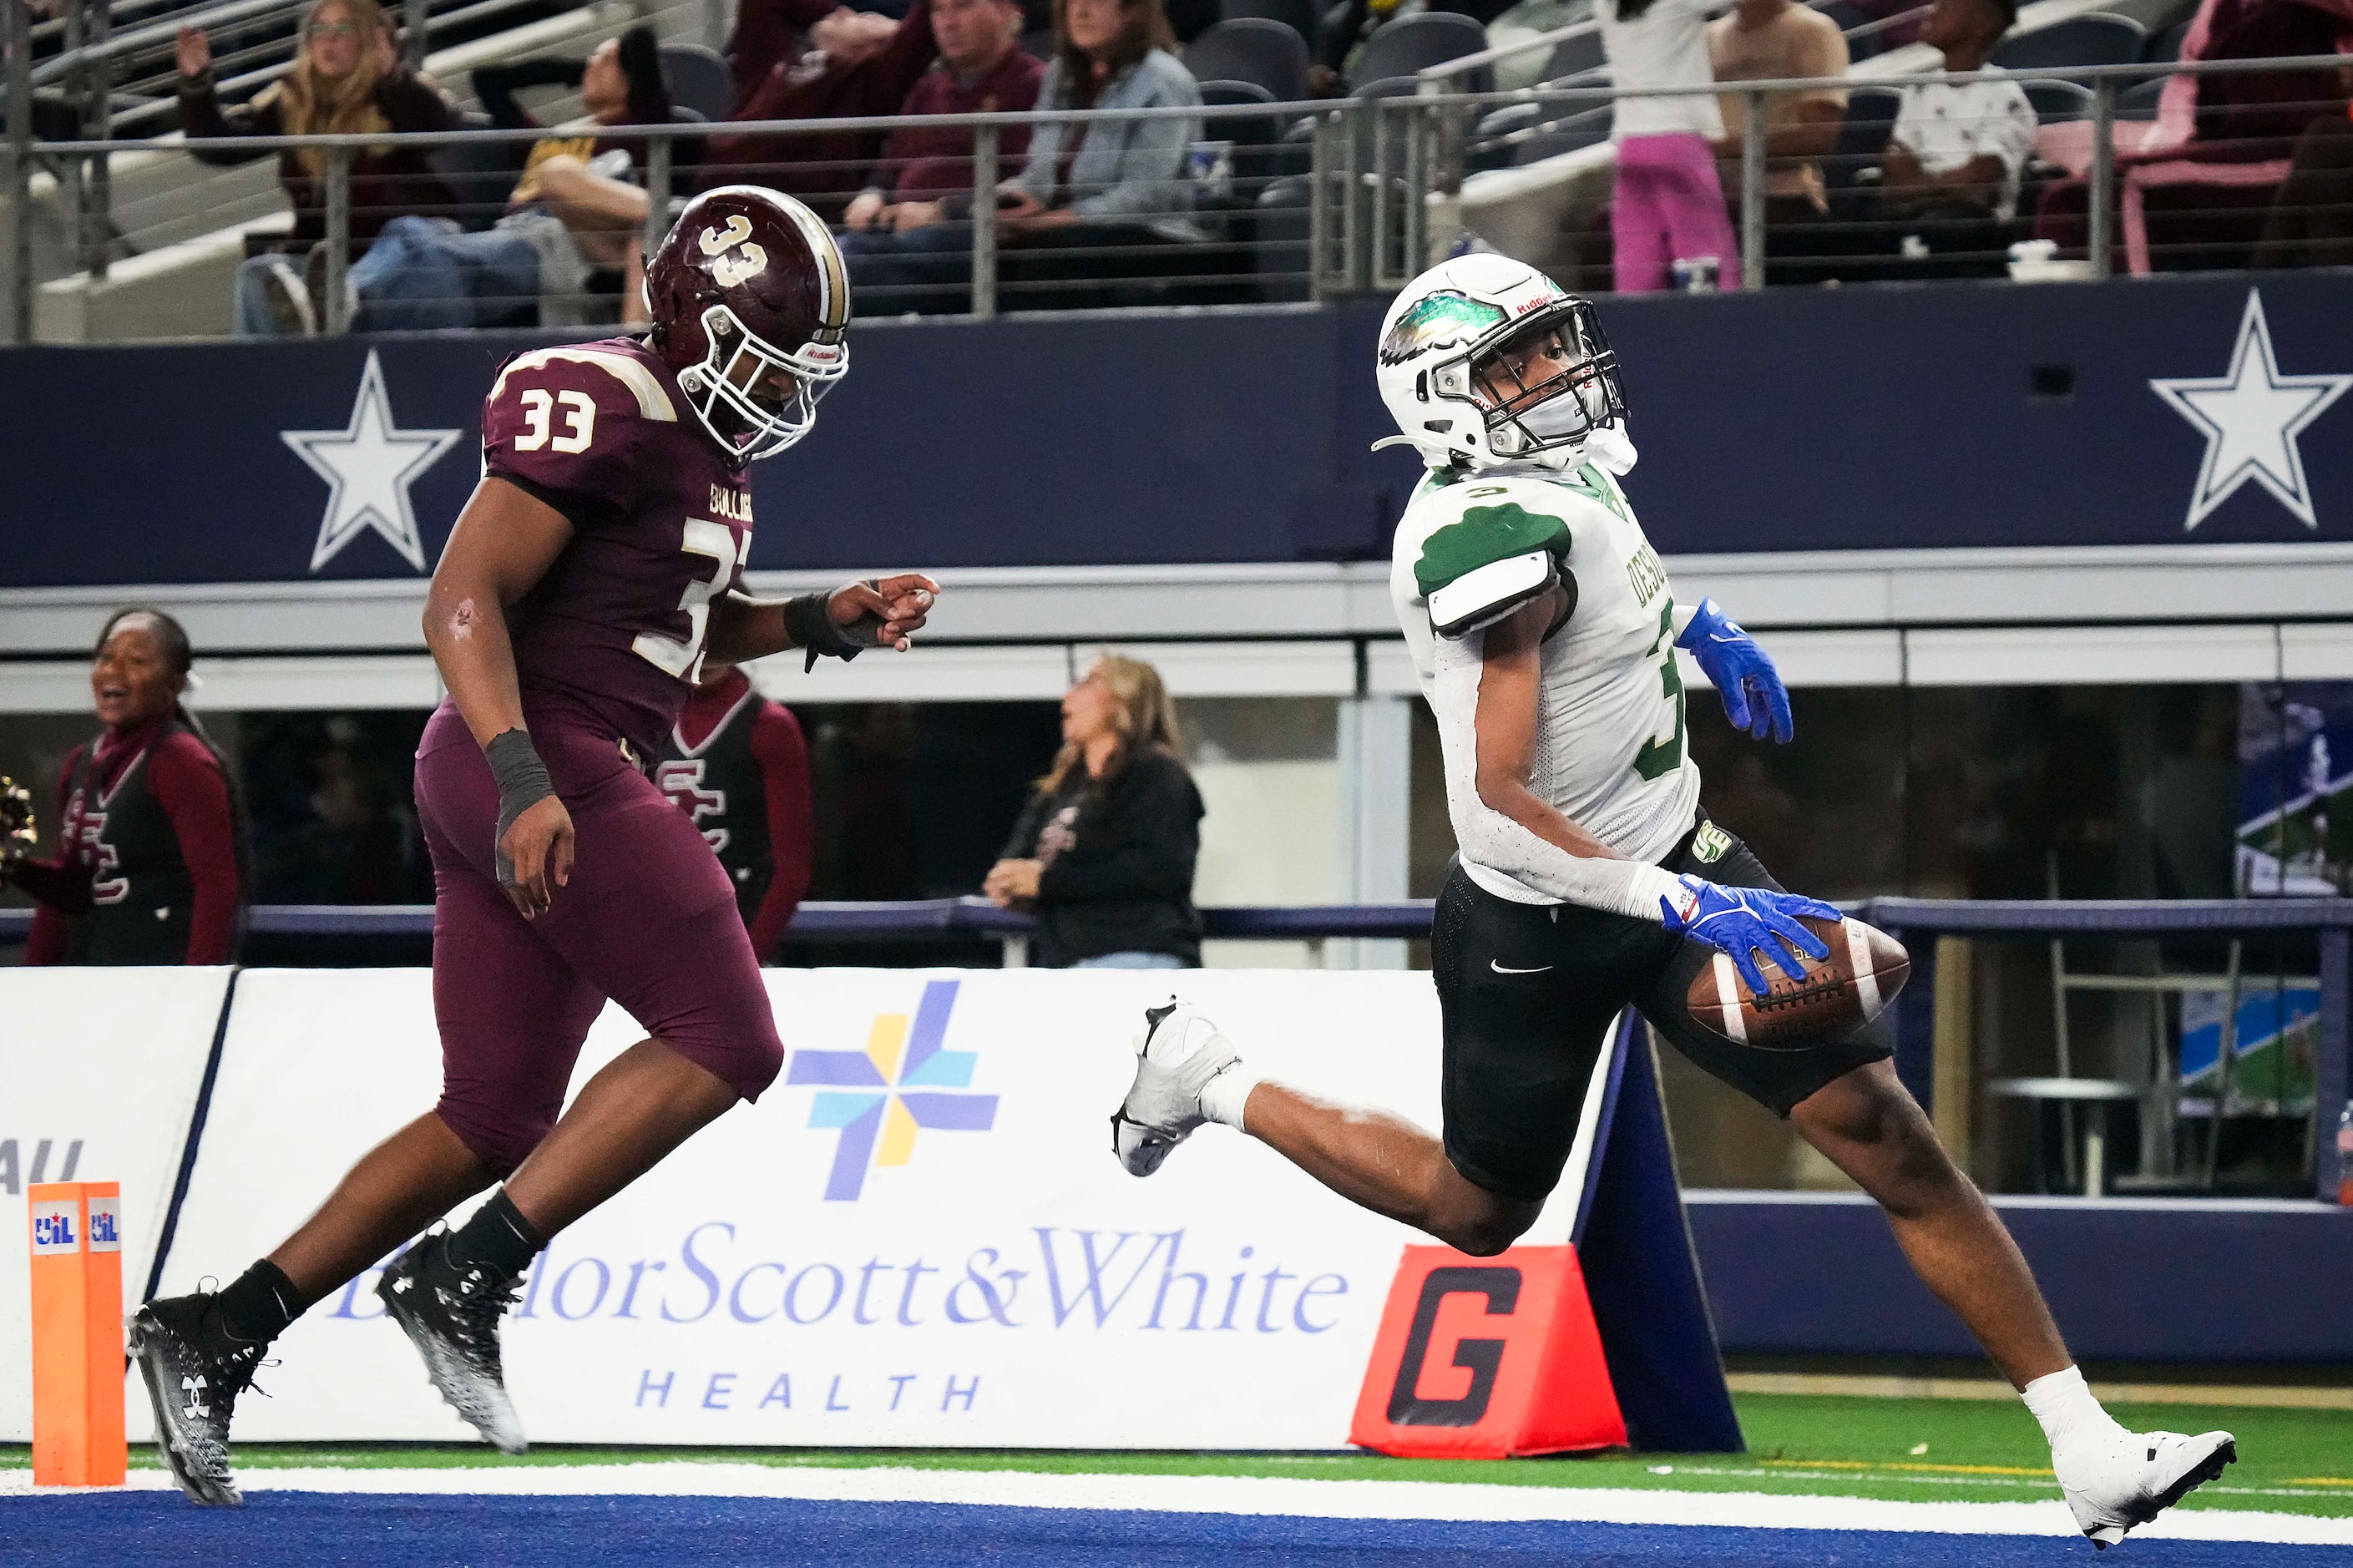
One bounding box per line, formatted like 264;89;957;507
701;0;943;214
985;656;1203;969
1870;0;2035;266
730;0;918;110
845;0;1202;311
2032;0;2350;271
2254;97;2353;268
0;609;245;966
1708;0;1849;281
177;0;458;335
839;0;1043;261
1599;0;1743;291
656;661;816;963
337;28;676;331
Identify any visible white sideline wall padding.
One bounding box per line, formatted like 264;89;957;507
156;967;1492;1447
0;967;235;1442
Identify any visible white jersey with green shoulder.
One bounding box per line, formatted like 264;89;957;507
1389;460;1702;918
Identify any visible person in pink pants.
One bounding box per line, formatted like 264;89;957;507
1600;0;1743;291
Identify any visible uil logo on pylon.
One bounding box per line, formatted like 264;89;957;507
786;979;998;1201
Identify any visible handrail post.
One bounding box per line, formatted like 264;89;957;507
641;129;671;266
78;0;114;282
2087;76;2115;276
970;120;998;319
5;0;33;343
323;145;351;333
1344;102;1366;293
1402;94;1430;279
1369;97;1390;288
403;0;428;68
1739;86;1764;291
1308;109;1333;301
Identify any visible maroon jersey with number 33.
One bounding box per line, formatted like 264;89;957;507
480;336;761;760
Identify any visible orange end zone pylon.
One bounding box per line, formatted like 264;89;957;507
28;1181;128;1487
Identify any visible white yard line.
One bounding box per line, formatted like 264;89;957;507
6;1462;2350;1545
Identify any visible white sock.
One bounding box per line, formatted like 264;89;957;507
2022;1365;2122;1456
1199;1062;1263;1131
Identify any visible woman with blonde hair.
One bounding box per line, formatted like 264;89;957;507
984;655;1205;969
177;0;459;334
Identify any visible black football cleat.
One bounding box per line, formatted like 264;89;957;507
128;1293;263;1507
377;1229;529;1454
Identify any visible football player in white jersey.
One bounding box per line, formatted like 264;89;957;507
1108;254;2233;1547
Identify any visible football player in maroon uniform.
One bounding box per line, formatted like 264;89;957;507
129;186;937;1505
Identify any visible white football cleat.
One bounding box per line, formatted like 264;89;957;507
1110;999;1242;1177
2057;1426;2237;1548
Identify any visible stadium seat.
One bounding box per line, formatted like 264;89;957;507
1509;103;1611;164
1824;85;1901;210
1349;11;1492;94
1200;77;1278;106
1218;0;1318;48
2143;18;2190;62
659;44;733;122
1185;18;1312;103
1252;172;1313;301
2023;79;2095;123
1989;13;2147;72
2117;75;2168;120
1539;26;1606;82
431;112;522;231
1468;98;1611;169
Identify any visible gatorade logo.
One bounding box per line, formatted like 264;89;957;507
30;1201;79;1254
1351;1245;1627;1459
1385;1266;1521;1426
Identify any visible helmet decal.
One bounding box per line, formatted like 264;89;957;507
699;215;769;288
1378;291;1506;367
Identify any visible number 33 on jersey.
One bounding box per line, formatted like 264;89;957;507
482;340;762;744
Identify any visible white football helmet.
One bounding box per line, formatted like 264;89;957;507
1374;255;1625;473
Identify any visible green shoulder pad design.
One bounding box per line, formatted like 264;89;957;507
1414;503;1571;599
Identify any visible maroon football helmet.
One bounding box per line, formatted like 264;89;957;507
645;185;850;461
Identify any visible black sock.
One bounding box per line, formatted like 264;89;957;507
444;1190;544;1279
209;1259;304;1348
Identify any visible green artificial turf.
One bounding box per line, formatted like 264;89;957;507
33;1393;2346;1518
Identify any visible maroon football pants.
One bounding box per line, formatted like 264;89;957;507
414;702;784;1176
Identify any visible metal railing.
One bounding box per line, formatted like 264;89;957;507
6;52;2350;341
1379;53;2350;291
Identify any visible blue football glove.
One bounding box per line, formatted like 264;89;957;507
1675;598;1792;744
1662;875;1842;999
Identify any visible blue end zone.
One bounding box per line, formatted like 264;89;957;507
1;1493;2335;1567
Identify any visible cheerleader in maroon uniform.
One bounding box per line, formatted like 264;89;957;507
3;608;244;964
655;660;814;960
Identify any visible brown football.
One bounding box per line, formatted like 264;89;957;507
1684;915;1910;1050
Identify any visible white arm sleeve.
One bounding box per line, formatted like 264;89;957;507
1451;785;1691;921
1433;630;1690;923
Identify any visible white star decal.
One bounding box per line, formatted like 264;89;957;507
2149;290;2352;532
282;350;463;572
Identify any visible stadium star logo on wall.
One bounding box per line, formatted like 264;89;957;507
2149;291;2352;532
283;351;463;572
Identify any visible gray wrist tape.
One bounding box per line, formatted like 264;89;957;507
484;728;554;883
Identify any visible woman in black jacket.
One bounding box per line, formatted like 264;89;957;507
984;656;1204;969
